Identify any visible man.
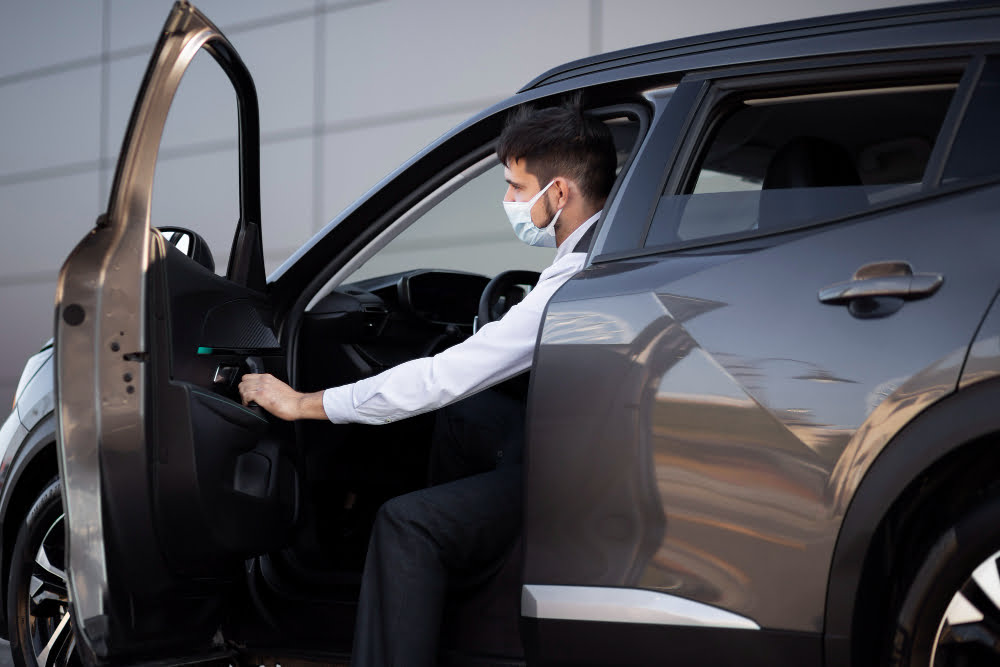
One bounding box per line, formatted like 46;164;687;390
238;102;617;666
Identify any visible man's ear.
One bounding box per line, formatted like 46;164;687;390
551;176;572;209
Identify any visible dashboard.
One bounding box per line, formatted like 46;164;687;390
310;269;491;329
299;270;492;386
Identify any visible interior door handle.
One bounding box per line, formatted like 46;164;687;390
244;356;264;374
818;261;944;305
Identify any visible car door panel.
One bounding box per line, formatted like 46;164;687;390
524;184;1000;663
145;241;296;574
54;3;290;661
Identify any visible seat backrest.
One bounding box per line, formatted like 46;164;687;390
758;136;867;230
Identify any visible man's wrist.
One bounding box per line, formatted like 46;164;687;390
296;391;328;420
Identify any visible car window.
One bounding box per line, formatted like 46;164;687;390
341;162;554;285
341;114;641;286
645;73;962;248
942;56;1000;185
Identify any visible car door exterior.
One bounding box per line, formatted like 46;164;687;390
522;52;1000;666
53;4;277;663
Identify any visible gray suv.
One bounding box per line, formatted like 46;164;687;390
2;1;1000;665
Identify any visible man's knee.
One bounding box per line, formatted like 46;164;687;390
374;492;430;538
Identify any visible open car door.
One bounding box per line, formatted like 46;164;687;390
54;3;297;663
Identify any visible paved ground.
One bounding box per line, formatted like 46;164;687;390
0;641;12;667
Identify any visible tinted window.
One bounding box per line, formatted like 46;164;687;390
943;56;1000;184
646;77;960;248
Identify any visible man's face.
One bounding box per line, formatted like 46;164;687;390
503;158;552;229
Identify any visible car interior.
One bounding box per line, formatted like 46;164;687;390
139;108;643;659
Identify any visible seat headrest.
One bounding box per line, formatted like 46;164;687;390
763;136;861;190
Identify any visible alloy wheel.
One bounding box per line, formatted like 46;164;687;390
930;548;1000;665
24;512;78;667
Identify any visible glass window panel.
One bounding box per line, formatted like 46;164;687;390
647;77;959;248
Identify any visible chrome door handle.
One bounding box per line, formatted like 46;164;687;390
818;261;943;305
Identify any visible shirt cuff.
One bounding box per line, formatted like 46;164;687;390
322;386;358;423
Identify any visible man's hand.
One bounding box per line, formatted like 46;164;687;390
237;373;327;421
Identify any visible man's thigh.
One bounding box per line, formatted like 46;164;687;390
382;465;522;572
429;389;526;485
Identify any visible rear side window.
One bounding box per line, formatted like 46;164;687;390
646;74;960;248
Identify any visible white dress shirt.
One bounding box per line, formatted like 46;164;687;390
322;211;601;424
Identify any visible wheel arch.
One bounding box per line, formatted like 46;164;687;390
0;413;59;640
824;377;1000;667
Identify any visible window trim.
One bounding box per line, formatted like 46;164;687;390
595;174;1000;265
590;48;1000;265
639;57;969;251
577;102;653;261
922;54;987;189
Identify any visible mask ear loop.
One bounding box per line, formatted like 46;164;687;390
541;180;565;235
526;180;555;209
544;208;562;236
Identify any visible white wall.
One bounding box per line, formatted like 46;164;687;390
0;0;940;407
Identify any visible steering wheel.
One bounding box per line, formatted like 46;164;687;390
477;270;541;328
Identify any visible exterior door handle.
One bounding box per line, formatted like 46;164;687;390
818;261;943;318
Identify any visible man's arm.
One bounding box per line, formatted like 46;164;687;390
238;254;585;425
236;284;550;424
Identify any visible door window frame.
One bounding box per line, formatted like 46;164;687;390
647;56;970;252
592;47;996;264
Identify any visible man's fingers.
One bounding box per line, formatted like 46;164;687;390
239;383;251;405
239;374;264;405
236;373;292;416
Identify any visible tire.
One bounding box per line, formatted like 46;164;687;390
890;496;1000;666
6;478;81;667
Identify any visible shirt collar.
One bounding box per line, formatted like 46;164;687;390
554;210;602;262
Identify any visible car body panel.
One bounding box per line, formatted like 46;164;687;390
0;415;26;482
15;351;53;433
0;347;58;640
960;289;1000;390
525;152;1000;648
822;375;1000;667
0;415;29;537
12;345;51;414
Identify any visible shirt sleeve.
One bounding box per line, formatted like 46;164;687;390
322;258;583;424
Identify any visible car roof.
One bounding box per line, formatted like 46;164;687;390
522;0;1000;90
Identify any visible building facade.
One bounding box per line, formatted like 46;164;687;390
0;0;938;405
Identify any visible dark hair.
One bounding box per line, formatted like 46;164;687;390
496;102;616;205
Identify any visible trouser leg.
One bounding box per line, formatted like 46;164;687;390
351;465;522;667
427;388;526;486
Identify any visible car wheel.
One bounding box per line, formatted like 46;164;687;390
6;478;80;667
890;496;1000;666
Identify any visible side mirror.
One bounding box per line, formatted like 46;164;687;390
158;226;215;273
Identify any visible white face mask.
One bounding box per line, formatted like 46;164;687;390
502;180;561;248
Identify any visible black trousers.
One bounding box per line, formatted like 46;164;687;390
350;390;525;667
